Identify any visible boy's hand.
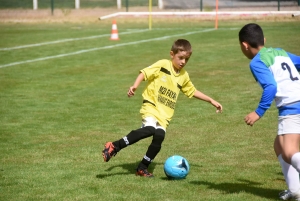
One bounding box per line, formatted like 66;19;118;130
244;111;260;126
127;86;136;97
211;100;223;113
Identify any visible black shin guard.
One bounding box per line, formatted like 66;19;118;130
140;129;166;167
113;126;155;151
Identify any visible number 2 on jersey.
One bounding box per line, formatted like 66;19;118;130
281;62;299;81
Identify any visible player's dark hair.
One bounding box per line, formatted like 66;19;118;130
239;23;264;48
171;39;192;54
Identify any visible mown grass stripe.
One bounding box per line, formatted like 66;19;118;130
0;28;215;69
0;29;149;51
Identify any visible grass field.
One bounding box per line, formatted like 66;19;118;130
0;18;300;201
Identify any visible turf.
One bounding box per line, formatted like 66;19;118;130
0;19;300;201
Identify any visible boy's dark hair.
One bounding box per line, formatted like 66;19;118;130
171;39;192;54
239;23;264;48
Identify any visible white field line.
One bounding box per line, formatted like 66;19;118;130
99;11;297;20
0;29;149;51
0;28;215;69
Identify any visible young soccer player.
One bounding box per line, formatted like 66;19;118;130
238;23;300;200
102;39;223;177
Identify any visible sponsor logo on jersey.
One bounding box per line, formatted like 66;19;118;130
158;86;177;109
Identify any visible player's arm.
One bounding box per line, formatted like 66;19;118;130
128;73;144;97
245;60;277;126
193;90;223;113
287;52;300;71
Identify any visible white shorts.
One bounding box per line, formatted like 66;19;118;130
141;116;166;132
278;114;300;135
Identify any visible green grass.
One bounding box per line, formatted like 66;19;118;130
0;19;300;200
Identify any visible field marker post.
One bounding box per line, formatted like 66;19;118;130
33;0;38;10
149;0;152;30
215;0;218;29
117;0;121;9
158;0;163;9
75;0;80;9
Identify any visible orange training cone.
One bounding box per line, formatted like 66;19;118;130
110;20;119;40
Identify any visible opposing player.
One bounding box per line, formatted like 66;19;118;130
102;39;223;177
238;23;300;200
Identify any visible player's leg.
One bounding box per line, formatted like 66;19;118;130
280;134;300;199
102;126;156;162
279;114;300;166
280;134;300;164
136;127;165;177
277;114;300;200
275;136;299;200
113;126;156;151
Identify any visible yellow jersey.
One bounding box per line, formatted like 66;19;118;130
140;59;196;128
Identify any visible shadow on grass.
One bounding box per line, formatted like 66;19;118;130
96;161;161;179
190;179;281;200
96;161;203;179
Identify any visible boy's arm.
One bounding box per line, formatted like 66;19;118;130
193;90;223;113
245;60;277;126
127;73;145;97
250;60;277;117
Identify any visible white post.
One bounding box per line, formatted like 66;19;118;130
158;0;163;9
117;0;121;9
75;0;80;9
33;0;38;10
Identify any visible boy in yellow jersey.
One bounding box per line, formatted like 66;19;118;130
102;39;223;177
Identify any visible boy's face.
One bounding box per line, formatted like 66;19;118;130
170;50;192;72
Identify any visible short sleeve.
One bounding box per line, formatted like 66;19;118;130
140;60;166;81
181;76;196;98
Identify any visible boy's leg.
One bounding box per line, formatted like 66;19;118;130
292;152;300;173
291;153;300;200
102;126;155;162
136;128;165;177
280;134;300;165
280;134;300;198
113;126;156;150
278;155;300;196
291;152;300;200
275;136;300;194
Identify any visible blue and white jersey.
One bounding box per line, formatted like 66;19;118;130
249;47;300;117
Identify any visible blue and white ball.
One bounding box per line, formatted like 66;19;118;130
164;155;190;179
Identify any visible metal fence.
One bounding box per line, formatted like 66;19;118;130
0;0;298;9
164;0;299;10
0;0;156;9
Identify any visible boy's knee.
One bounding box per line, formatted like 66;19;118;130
144;126;156;134
282;151;298;164
135;126;156;135
153;129;165;144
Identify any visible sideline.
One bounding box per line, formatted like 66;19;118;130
0;29;149;51
99;11;298;20
0;28;215;69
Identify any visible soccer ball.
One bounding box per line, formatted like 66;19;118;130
164;155;190;179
